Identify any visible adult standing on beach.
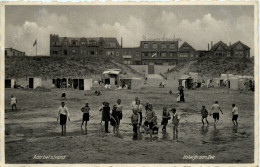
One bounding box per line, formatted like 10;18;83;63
102;102;111;133
57;102;70;136
179;86;185;102
210;101;223;126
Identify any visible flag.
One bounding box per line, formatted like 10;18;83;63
151;53;157;58
33;39;37;47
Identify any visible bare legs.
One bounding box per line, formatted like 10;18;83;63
61;125;66;136
173;124;178;140
202;117;209;126
81;121;87;134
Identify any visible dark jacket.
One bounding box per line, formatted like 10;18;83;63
102;106;110;121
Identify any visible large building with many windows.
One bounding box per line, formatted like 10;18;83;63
139;40;179;65
50;34;121;57
50;34;251;65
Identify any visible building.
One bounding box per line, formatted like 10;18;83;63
178;41;197;60
50;34;121;57
139;40;179;65
120;48;141;65
229;41;250;58
210;41;229;57
50;34;251;65
5;48;25;56
209;40;250;58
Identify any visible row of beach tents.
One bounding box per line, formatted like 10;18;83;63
178;72;254;91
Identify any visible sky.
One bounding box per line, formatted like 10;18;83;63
5;5;255;56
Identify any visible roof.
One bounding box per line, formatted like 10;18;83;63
210;41;228;51
229;41;250;50
179;42;196;51
102;70;120;75
58;37;120;46
179;74;192;80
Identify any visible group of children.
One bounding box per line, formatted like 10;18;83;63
200;101;239;128
54;98;239;139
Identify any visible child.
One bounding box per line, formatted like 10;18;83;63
57;102;70;136
115;99;123;125
110;105;119;136
177;93;180;103
99;102;106;125
201;105;209;126
144;104;156;139
231;104;238;126
81;103;90;134
161;106;171;132
10;95;17;110
135;100;143;125
152;117;159;134
102;102;111;133
131;108;140;140
61;92;66;100
171;108;180;140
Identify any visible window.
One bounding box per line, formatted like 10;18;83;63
107;51;115;56
153;43;158;49
64;50;68;55
89;41;97;46
116;52;119;56
142;52;149;57
52;50;58;55
108;43;116;47
5;50;7;56
72;41;78;46
144;43;149;49
63;42;68;46
81;42;86;46
80;50;84;55
72;50;76;54
161;52;167;57
161;43;166;49
170;43;175;49
170;53;174;57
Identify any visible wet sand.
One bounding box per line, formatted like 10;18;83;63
5;87;254;163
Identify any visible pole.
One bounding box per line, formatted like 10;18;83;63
36;39;37;56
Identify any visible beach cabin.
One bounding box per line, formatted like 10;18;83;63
5;79;15;88
178;75;193;89
189;72;198;82
230;76;239;90
102;69;121;86
120;78;143;90
29;77;42;89
41;79;53;89
213;78;221;87
72;78;92;90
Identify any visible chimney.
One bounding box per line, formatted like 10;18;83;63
211;41;213;49
121;37;123;48
208;43;209;51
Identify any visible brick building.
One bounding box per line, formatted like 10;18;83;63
178;41;196;60
50;34;121;57
5;48;25;56
120;48;141;65
139;41;179;65
229;41;250;58
50;34;251;65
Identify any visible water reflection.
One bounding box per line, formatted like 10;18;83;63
200;125;209;135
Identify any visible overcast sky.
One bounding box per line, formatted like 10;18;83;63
5;5;255;56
